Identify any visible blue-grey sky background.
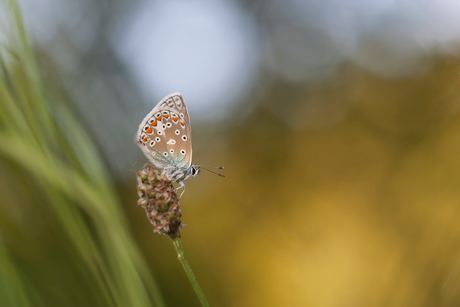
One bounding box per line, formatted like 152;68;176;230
14;0;460;119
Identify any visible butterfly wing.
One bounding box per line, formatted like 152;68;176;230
136;93;193;170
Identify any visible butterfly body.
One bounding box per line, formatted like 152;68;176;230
136;93;199;195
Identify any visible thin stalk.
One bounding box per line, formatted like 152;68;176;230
172;237;210;307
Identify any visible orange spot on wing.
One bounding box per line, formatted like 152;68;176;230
150;120;157;127
172;117;178;122
163;114;170;118
180;121;185;126
146;127;152;134
156;115;162;120
143;137;148;142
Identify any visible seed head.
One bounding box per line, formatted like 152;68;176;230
135;164;183;238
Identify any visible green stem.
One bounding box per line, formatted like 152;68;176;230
172;237;210;307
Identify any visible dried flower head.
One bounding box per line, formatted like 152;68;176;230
135;164;183;238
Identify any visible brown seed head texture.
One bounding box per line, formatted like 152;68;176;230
135;164;183;238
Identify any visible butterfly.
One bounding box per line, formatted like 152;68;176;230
135;93;223;197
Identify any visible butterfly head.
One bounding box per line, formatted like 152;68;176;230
189;165;201;179
184;164;224;182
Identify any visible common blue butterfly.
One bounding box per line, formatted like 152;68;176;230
136;93;223;197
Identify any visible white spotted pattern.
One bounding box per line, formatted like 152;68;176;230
135;93;193;170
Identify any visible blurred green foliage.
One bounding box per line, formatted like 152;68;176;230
0;1;165;306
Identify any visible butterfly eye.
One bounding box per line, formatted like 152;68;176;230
149;141;155;146
166;123;172;128
155;137;161;142
182;135;187;141
157;131;162;135
162;125;166;129
163;152;168;156
180;150;186;155
170;149;174;154
175;130;180;135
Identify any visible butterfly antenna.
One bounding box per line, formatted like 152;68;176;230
201;167;225;177
197;165;225;170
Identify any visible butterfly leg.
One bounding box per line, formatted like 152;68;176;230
167;170;188;199
174;180;186;199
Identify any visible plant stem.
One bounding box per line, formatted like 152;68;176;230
172;237;210;307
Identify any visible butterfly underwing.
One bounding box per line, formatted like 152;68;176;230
135;93;201;196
